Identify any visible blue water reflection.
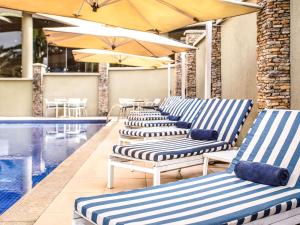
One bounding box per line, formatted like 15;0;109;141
0;123;104;214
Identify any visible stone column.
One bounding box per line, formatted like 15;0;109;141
174;53;182;96
211;25;222;98
32;63;47;116
22;12;33;78
98;63;109;116
185;30;203;98
257;0;290;109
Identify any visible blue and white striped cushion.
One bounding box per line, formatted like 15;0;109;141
119;127;189;138
190;99;253;146
113;138;228;161
128;96;181;117
128;111;161;116
124;99;205;128
229;109;300;188
179;99;206;123
124;120;177;127
121;99;252;141
75;172;300;225
127;99;192;121
127;115;169;121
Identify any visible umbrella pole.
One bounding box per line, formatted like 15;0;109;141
205;21;212;99
167;63;171;97
181;52;186;98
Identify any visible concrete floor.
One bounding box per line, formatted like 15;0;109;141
0;120;228;225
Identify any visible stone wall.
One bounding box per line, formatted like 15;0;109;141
175;31;204;98
185;31;203;98
211;25;222;98
257;0;290;109
174;53;182;96
32;64;46;116
98;63;109;116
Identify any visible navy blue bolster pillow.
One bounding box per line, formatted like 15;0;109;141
176;121;192;129
158;108;163;113
167;115;181;121
161;111;170;116
234;161;290;186
190;129;219;141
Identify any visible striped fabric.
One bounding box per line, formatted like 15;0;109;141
75;172;300;225
124;99;205;128
119;99;252;146
124;120;177;128
127;115;169;121
128;96;181;117
119;127;189;138
113;138;228;161
189;99;253;146
229;109;300;188
127;98;192;121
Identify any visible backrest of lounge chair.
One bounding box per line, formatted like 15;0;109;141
162;97;183;114
229;109;300;188
167;98;194;116
179;99;206;123
159;96;181;110
189;99;253;146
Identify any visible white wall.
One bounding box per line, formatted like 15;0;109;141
0;78;32;116
108;67;172;115
291;0;300;110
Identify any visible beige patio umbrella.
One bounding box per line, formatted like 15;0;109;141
0;0;260;33
72;49;173;68
43;18;196;57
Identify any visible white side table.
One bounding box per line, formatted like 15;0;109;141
203;150;238;175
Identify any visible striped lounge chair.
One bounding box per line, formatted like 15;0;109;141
124;98;204;128
74;109;300;225
126;97;188;121
109;98;253;186
119;99;252;144
128;96;181;117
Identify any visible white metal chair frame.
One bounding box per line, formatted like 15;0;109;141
108;153;205;187
67;98;82;117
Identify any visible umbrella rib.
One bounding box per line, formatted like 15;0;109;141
99;0;122;7
134;40;157;57
96;36;113;49
74;0;86;17
154;0;200;22
126;0;156;31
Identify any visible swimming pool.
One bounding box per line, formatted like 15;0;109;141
0;120;105;214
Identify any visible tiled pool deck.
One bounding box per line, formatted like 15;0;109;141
0;119;228;225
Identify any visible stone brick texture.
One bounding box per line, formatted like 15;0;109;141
175;53;182;96
175;28;222;98
185;32;200;98
32;64;45;116
211;25;222;98
257;0;290;109
98;63;109;116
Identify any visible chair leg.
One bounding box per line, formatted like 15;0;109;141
153;168;161;186
203;157;209;176
107;159;114;189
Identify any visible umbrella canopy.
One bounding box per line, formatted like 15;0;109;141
0;0;260;33
72;49;173;68
43;18;196;57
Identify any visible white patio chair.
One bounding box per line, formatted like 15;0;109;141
45;99;57;117
119;98;134;117
67;98;81;117
79;98;88;117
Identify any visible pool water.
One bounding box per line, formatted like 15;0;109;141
0;122;104;214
